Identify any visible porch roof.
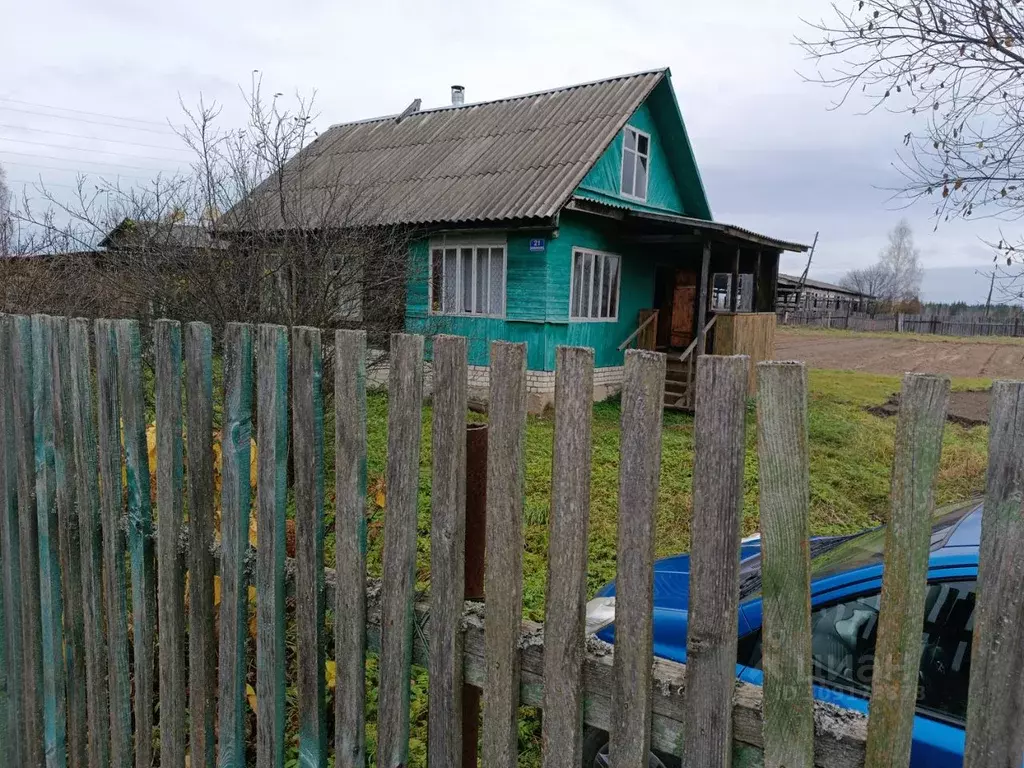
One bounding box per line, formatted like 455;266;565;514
565;197;811;253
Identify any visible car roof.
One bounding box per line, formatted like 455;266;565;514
808;499;981;584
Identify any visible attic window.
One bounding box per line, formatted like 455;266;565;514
620;126;650;201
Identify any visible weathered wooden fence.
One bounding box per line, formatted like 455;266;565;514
1;313;1023;768
780;309;1024;338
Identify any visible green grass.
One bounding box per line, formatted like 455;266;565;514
341;367;990;767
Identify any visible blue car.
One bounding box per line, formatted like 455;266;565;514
584;499;981;768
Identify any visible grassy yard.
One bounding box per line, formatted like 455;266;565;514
344;367;990;766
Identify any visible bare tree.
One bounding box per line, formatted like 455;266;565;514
0;163;11;257
2;76;421;351
799;1;1024;300
841;262;893;302
841;219;923;309
879;219;924;302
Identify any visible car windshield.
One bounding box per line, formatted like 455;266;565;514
738;499;979;601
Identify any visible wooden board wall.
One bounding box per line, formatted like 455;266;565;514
712;312;776;394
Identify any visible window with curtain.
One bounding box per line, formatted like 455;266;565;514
430;243;506;316
570;248;620;320
620;126;650;201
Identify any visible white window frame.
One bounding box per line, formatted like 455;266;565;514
620;125;651;202
428;237;507;318
569;247;622;322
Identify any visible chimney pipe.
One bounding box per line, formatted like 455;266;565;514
451;85;465;106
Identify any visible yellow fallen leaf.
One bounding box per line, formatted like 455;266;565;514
213;575;222;606
246;683;257;713
325;660;337;690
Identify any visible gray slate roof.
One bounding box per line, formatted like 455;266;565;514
228;70;666;230
778;273;868;296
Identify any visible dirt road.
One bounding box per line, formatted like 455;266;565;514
775;329;1024;380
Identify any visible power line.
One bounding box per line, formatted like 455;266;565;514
5;161;171;181
0;136;193;164
0;149;181;173
0;106;178;135
0;122;194;153
0;96;182;128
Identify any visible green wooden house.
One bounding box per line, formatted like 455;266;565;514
240;69;808;409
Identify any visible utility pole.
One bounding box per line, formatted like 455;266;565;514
795;231;819;310
985;269;996;319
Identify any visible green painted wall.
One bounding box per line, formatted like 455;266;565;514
574;78;712;220
405;210;657;371
576;101;686;215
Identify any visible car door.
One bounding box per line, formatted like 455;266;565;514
737;578;975;768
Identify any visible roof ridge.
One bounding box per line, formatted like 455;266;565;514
326;68;668;130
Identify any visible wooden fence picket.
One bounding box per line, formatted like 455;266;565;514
293;327;327;768
682;354;749;768
378;333;425;768
334;329;369;768
608;349;666;768
114;319;157;768
256;324;289;768
50;316;86;768
864;374;950;768
428;335;469;768
218;322;254;768
69;318;110;768
186;321;216;768
0;316;25;768
12;315;45;767
154;320;187;768
963;380;1024;768
541;346;594;768
482;341;527;768
757;361;814;768
32;314;68;768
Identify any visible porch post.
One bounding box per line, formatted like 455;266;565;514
696;240;711;356
729;247;740;312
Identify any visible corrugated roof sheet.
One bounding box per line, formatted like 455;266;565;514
226;70;666;230
778;273;865;294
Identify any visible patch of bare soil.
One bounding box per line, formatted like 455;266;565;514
776;330;1024;380
867;390;991;427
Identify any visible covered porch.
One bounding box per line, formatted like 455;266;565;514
567;200;811;409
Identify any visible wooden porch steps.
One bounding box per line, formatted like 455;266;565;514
663;356;694;411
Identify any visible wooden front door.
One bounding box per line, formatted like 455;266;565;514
670;270;697;348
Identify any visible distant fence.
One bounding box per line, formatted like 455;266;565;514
779;309;1024;338
2;313;1024;768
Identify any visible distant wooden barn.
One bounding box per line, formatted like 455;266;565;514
776;273;875;314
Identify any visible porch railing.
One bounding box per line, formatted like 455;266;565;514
665;313;717;410
618;309;659;352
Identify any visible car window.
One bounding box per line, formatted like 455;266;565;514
738;579;976;723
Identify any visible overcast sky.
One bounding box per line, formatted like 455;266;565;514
4;0;1009;301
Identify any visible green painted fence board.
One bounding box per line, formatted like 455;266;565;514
0;316;24;767
69;318;110;768
31;315;68;768
50;316;86;768
12;315;45;767
292;327;327;768
256;324;288;768
333;330;368;768
154;320;187;768
217;323;253;768
114;319;157;768
94;318;133;768
186;322;216;768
